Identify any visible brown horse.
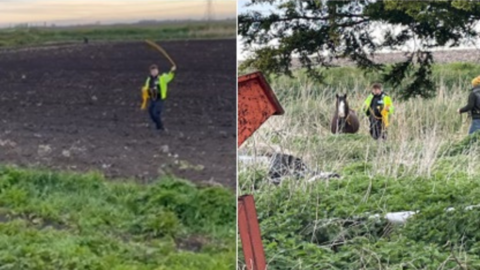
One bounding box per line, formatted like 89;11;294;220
331;94;360;134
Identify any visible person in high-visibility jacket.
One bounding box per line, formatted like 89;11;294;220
363;83;394;140
141;64;176;131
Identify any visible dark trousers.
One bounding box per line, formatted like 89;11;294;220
369;116;386;140
148;99;164;130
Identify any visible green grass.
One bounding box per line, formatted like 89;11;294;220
239;63;480;269
0;20;236;48
0;166;235;269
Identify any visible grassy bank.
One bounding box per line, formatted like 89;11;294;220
239;63;480;269
0;20;236;48
0;166;235;269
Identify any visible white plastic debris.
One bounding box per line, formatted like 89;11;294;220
384;211;418;224
307;172;341;182
371;204;480;225
238;155;270;166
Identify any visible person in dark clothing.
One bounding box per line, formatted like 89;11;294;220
458;76;480;135
363;83;394;140
141;64;176;131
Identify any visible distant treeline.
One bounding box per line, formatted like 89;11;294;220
4;18;236;30
0;20;236;48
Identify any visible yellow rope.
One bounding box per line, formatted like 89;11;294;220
145;39;177;67
141;87;149;110
366;106;391;128
345;102;392;128
381;105;390;128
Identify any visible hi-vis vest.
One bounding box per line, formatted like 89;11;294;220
363;93;394;116
363;93;394;128
144;72;175;100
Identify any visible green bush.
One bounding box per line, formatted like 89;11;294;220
0;166;235;269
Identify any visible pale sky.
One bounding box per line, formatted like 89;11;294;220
0;0;236;27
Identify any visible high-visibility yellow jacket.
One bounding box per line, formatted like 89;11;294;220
363;93;394;127
141;72;175;109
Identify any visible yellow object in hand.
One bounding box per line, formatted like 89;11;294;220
141;87;149;110
381;105;390;128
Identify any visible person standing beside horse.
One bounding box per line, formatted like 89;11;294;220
363;83;394;140
457;76;480;135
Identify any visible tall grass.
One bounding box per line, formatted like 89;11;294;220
238;63;480;269
240;63;480;182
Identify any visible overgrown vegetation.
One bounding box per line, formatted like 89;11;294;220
0;20;236;48
238;63;480;269
0;166;235;269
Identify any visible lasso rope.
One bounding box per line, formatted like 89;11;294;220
145;39;177;67
351;105;391;128
367;106;391;128
349;105;382;120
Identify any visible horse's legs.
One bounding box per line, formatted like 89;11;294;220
336;119;341;134
334;117;352;134
339;118;346;133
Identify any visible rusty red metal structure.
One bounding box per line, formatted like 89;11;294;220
238;72;284;147
238;195;267;270
238;71;284;270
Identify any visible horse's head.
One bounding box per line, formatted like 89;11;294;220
335;93;349;118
